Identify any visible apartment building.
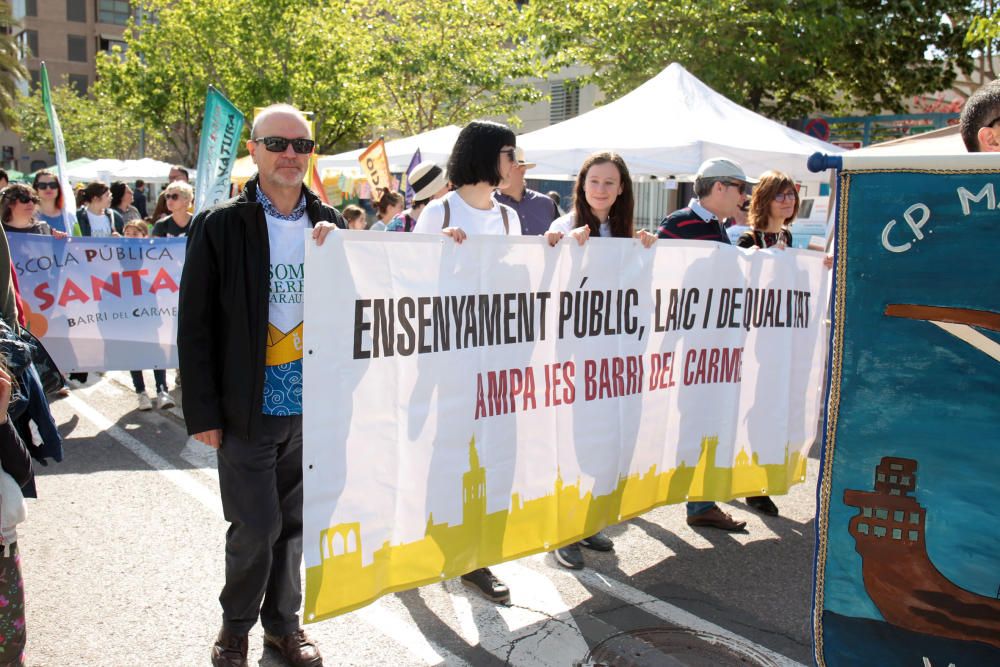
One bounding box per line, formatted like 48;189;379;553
4;0;133;173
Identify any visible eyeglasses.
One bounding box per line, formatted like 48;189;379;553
165;193;186;201
8;193;39;204
774;192;797;202
499;148;516;161
35;181;59;190
720;180;748;195
252;136;315;154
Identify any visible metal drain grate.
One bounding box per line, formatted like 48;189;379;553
575;627;779;667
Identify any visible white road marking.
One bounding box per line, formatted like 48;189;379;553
63;392;224;519
551;563;807;667
357;595;472;666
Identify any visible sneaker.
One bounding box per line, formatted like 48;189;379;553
553;543;585;570
156;391;176;410
460;567;510;604
137;393;153;411
580;531;614;552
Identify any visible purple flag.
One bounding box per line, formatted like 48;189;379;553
404;148;422;206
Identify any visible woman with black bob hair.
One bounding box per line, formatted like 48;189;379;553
412;120;522;239
411;121;521;606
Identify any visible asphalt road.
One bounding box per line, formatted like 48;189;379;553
20;372;821;666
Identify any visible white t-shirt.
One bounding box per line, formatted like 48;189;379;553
549;212;611;238
413;190;522;237
86;210;114;237
263;210;308;415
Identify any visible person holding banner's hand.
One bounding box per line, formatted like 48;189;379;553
411;120;522;604
179;103;343;667
0;184;67;239
545;151;656;250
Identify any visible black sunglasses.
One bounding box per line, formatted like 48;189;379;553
720;180;748;195
165;193;186;201
8;193;39;204
35;181;59;190
252;136;315;154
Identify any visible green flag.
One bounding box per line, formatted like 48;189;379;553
40;62;76;235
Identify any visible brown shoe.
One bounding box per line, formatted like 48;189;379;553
686;506;747;531
263;628;323;667
211;628;248;667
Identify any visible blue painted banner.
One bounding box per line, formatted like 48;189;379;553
194;86;245;214
814;165;1000;665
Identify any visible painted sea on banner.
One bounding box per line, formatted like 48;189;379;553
815;160;1000;666
303;232;830;621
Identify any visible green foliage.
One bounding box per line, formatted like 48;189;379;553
0;4;26;129
15;79;149;160
94;0;551;163
343;0;552;135
530;0;977;120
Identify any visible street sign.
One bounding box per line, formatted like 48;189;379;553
804;118;831;141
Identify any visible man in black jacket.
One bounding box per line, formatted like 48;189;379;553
178;104;342;667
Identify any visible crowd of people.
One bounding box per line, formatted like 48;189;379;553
0;78;996;666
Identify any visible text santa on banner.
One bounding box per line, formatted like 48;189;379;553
9;235;185;373
302;232;831;622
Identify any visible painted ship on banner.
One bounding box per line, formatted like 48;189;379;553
843;457;1000;649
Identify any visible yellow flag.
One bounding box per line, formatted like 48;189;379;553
358;138;392;193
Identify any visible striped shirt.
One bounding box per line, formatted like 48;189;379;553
657;199;731;245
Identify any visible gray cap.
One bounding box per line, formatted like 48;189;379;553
696;158;758;184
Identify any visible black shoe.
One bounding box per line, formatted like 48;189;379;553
746;495;779;516
553;543;585;570
579;531;614;552
461;567;510;604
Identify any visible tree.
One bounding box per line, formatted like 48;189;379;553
97;0;370;163
960;0;998;97
0;4;27;129
342;0;552;136
530;0;978;122
15;79;151;160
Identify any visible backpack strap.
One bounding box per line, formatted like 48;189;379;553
500;205;509;235
442;199;450;229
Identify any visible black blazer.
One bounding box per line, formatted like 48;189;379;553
177;177;345;441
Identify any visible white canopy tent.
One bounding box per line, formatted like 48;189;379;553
316;125;462;173
846;125;964;157
517;63;844;182
63;158;196;184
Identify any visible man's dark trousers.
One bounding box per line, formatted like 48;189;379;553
217;414;303;635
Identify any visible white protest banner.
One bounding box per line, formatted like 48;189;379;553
10;235;185;372
302;233;830;621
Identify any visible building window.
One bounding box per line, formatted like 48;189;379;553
23;30;38;58
98;0;132;25
26;0;38;17
901;476;910;485
890;489;900;496
550;80;580;125
29;70;40;91
909;512;920;524
68;74;89;95
890;463;903;471
67;34;87;62
857;523;869;534
99;35;127;56
875;509;888;520
893;510;904;522
891;528;902;540
888;475;898;483
873;526;887;537
877;473;885;482
862;507;872;518
908;530;919;541
67;0;87;22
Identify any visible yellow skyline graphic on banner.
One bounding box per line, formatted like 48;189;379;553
305;435;806;622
